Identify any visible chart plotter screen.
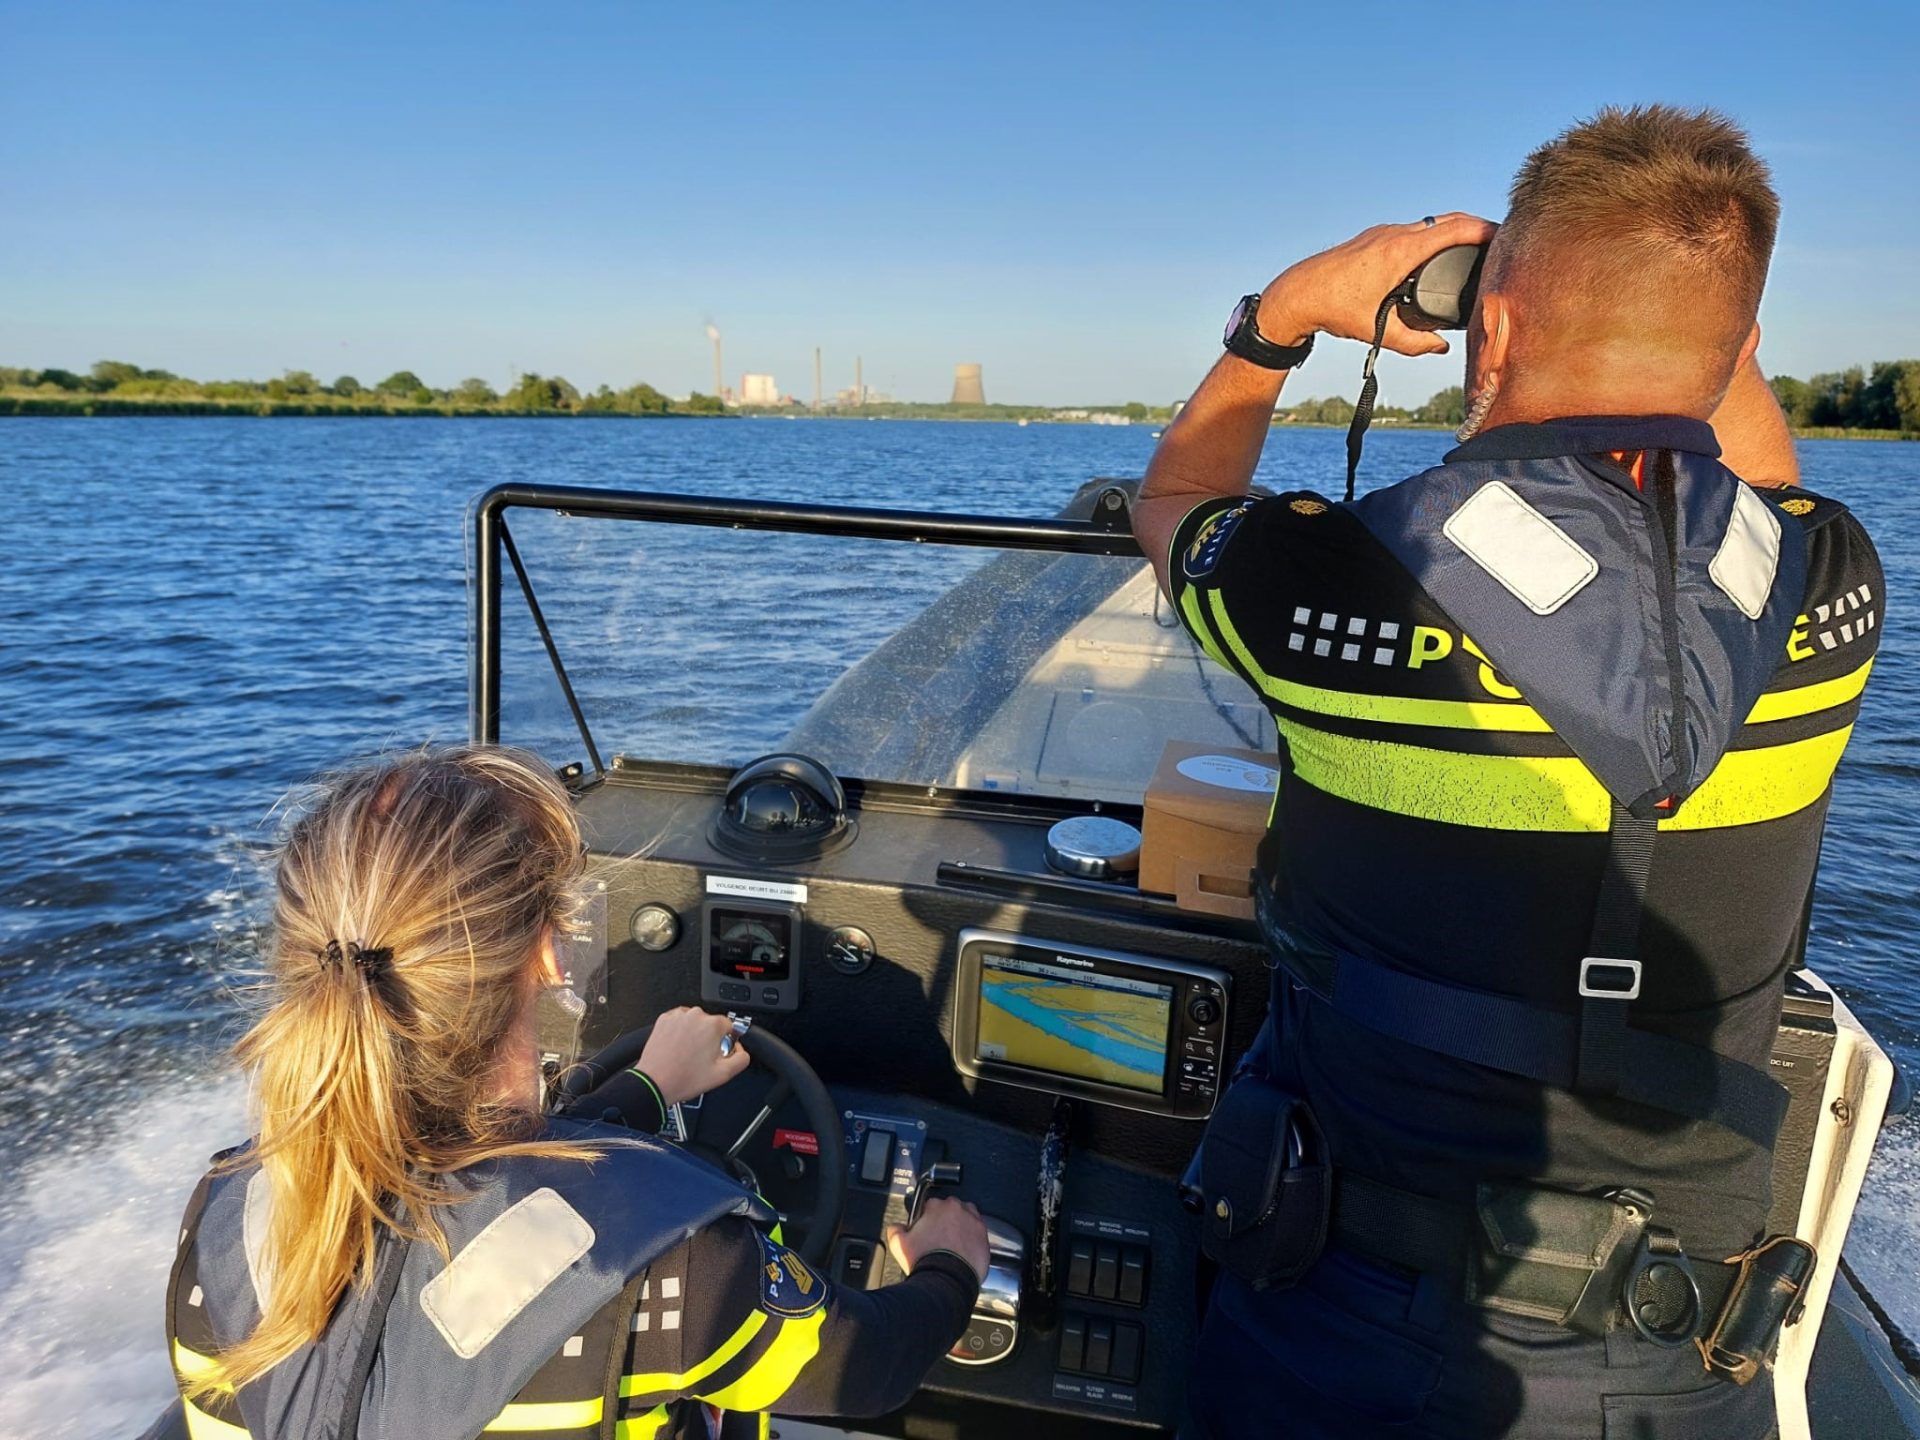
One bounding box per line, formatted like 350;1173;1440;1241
975;954;1173;1094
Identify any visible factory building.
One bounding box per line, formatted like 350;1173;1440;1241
950;363;985;405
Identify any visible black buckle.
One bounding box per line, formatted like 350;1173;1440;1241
1624;1227;1704;1347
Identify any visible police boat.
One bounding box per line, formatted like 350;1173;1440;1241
155;477;1920;1438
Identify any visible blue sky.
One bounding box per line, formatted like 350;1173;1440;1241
4;1;1916;407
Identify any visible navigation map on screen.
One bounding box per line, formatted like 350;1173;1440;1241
975;954;1172;1094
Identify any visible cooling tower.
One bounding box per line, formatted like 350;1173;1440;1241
951;363;985;406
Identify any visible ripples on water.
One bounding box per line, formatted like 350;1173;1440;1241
0;417;1914;1435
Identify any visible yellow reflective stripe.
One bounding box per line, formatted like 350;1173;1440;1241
483;1397;604;1431
621;1309;766;1397
1663;726;1853;831
694;1309;827;1412
172;1340;221;1381
1281;720;1851;833
182;1399;251;1440
1209;592;1554;733
1746;658;1873;724
1281;721;1610;832
614;1404;669;1439
1179;586;1236;673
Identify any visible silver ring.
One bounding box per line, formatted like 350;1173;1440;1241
1422;215;1437;228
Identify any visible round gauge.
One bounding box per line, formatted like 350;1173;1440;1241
826;924;876;976
630;903;681;953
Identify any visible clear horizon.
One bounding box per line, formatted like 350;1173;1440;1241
4;1;1917;408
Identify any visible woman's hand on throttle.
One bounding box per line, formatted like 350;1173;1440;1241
884;1195;992;1286
636;1006;750;1105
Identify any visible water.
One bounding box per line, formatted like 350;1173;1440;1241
0;417;1914;1435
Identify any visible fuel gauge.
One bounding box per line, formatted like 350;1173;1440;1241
826;925;876;976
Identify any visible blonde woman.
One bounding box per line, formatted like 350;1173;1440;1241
162;746;988;1440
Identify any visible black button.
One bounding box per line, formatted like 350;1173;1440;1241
1060;1313;1086;1372
1092;1242;1120;1300
835;1238;874;1288
1086;1318;1113;1375
719;981;751;1002
1066;1237;1095;1296
761;986;782;1006
859;1129;895;1186
1118;1246;1147;1305
1187;994;1221;1027
1111;1322;1143;1383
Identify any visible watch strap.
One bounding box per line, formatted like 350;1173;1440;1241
1226;293;1314;371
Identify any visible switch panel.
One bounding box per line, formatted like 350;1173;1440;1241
1057;1309;1144;1387
859;1129;895;1186
1063;1214;1153;1307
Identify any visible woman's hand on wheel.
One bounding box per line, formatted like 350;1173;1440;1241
636;1006;751;1105
885;1195;992;1286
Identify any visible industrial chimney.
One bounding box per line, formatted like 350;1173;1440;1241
705;324;723;402
951;363;985;406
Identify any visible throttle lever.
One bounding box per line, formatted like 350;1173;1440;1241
908;1161;963;1225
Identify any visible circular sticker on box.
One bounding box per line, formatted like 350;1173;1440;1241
1176;754;1279;793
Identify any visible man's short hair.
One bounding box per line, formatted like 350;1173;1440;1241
1495;105;1779;352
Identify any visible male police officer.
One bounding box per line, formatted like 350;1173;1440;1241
1134;108;1882;1438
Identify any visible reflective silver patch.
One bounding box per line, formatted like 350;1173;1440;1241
243;1170;275;1312
1442;482;1599;616
420;1187;595;1360
1709;484;1782;620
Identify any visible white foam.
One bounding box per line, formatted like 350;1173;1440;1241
1840;1112;1920;1341
0;1073;246;1438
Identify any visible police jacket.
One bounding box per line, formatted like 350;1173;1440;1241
166;1115;979;1440
1167;416;1882;1258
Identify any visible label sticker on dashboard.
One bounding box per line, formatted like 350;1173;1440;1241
707;875;809;904
772;1129;819;1155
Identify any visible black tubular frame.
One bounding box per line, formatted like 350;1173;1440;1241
468;482;1145;750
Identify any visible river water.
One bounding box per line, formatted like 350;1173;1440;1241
1;417;1914;1435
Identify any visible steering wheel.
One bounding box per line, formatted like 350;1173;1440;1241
555;1020;847;1268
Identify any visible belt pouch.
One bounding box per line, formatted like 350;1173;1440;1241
1466;1182;1651;1335
1197;1075;1330;1291
1700;1236;1817;1385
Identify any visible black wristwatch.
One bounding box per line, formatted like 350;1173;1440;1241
1223;293;1314;370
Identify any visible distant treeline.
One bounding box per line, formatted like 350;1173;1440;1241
1276;366;1920;436
0;361;727;417
1769;361;1920;433
1273;387;1465;428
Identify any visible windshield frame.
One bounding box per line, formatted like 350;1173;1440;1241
467;481;1145;769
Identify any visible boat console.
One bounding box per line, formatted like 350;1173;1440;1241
540;757;1271;1431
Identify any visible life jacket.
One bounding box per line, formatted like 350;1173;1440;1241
167;1115;773;1440
1171;416;1879;1254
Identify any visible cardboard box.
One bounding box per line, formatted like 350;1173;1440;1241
1139;741;1279;919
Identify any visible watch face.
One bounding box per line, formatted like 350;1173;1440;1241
1225;295;1256;347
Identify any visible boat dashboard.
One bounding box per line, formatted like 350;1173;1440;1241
551;756;1276;1435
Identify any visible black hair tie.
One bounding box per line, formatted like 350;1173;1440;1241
318;939;395;980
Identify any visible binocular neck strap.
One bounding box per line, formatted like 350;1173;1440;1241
1343;293;1398;503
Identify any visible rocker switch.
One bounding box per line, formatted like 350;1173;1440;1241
1092;1242;1121;1301
1066;1237;1095;1296
859;1129;895;1187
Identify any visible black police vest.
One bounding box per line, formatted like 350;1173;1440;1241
1251;418;1817;1249
169;1116;772;1440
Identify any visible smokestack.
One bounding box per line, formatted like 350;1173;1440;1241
855;355;864;407
814;347;822;412
705;324;722;401
951;363;985;406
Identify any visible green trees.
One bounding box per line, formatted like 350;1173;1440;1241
375;370;426;397
1415;386;1467;426
453;377;499;407
683;391;726;414
1769;361;1920;430
502;373;580;411
332;375;362;397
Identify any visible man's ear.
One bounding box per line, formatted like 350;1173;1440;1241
1471;291;1512;389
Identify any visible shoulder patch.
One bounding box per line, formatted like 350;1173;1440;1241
756;1230;828;1318
1182;501;1253;580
